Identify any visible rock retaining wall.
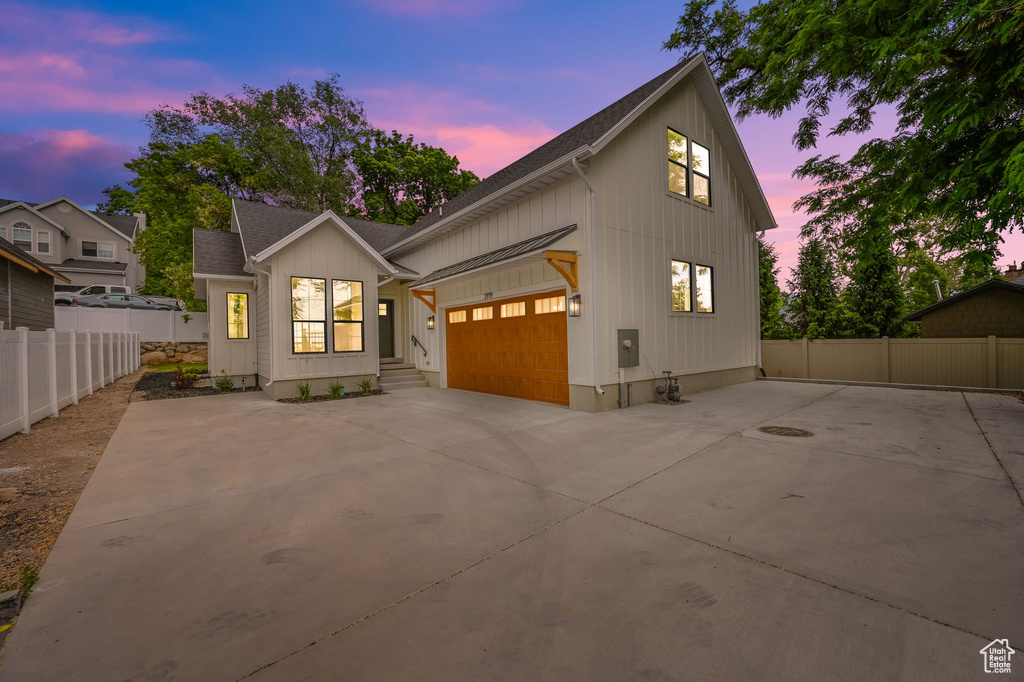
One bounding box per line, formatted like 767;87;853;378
140;341;208;365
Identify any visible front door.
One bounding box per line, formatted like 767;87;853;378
378;299;395;358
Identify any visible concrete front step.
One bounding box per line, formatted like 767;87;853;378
380;379;429;390
380;367;421;378
379;357;406;365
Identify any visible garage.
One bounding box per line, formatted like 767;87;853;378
445;290;569;405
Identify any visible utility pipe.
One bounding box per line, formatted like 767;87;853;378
573;156;605;398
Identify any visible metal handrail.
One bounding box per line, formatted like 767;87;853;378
411;334;427;357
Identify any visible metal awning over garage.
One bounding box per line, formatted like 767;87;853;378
409;224;576;289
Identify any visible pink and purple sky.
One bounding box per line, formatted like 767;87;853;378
1;0;1020;280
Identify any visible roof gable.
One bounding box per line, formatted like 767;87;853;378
0;202;72;237
34;196;135;242
0;237;71;282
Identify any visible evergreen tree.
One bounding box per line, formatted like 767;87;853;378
757;235;785;339
845;223;907;338
786;238;840;339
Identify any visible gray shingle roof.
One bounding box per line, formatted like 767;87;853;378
90;211;138;239
58;259;128;273
193;229;247;278
411;224;577;288
396;58;697;246
231;200;412;258
0;237;69;281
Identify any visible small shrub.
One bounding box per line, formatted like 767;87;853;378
297;381;313;402
358;378;374;395
327;381;345;399
171;368;200;389
214;375;234;393
19;564;39;601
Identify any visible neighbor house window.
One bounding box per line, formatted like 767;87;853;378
535;295;566;315
667;129;688;196
667;128;711;205
291;276;326;353
0;227;7;241
81;241;113;258
472;306;493;321
671;260;692;312
227;293;249;339
448;310;466;324
500;301;525;318
36;230;50;254
695;264;714;313
332;279;363;352
13;223;31;250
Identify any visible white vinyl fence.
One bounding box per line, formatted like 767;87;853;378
54;307;209;343
0;325;140;441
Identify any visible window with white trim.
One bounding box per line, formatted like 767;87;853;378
13;223;31;250
36;230;50;254
82;240;115;259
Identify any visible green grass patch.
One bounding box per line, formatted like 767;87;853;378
146;362;208;374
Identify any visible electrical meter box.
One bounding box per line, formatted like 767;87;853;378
617;329;639;368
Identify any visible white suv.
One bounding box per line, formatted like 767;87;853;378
55;284;133;306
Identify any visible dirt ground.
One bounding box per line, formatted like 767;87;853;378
0;369;144;591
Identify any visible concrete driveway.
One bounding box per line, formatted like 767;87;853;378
1;381;1022;681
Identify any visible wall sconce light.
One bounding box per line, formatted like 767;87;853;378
426;315;435;330
568;293;582;317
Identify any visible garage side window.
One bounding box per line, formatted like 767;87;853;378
227;293;249;339
671;260;691;312
291;277;326;353
695;265;714;313
332;279;364;352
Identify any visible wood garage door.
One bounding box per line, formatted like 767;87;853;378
446;290;569;405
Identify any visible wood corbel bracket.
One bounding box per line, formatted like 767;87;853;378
543;250;579;292
410;289;437;314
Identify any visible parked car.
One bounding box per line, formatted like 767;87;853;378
55;284;133;305
71;294;173;311
144;295;187;311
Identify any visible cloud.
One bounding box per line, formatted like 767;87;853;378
360;84;557;177
4;2;171;46
0;129;132;205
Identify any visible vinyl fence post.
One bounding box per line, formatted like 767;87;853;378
85;330;93;396
880;336;890;383
97;331;105;388
988;335;998;388
107;331;114;383
47;328;59;418
18;327;30;434
135;332;141;370
69;329;79;405
801;337;810;379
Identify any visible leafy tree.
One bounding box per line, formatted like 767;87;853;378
901;248;950;312
757;235;786;339
664;0;1023;268
786;237;841;339
843;222;908;337
353;130;480;226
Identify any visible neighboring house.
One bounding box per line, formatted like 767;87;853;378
0;237;72;331
0;196;146;290
903;278;1024;338
194;55;778;408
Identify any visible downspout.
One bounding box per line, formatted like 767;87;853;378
248;258;274;386
572;157;605;397
375;275;396;380
755;231;764;376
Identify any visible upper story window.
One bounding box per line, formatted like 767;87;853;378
82;240;115;259
667;128;711;206
695;264;714;313
671;260;714;314
36;230;50;254
0;227;6;241
13;223;32;250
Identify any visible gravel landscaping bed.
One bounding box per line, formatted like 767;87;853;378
131;372;259;402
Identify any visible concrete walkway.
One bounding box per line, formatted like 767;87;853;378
1;382;1021;681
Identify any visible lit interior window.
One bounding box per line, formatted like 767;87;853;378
535;295;566;314
695;265;714;313
227;293;249;339
671;260;691;312
500;301;526;318
472;306;493;321
448;310;467;324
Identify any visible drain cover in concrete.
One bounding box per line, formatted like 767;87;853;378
757;426;814;437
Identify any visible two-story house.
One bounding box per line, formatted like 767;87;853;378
0;196;146;290
193;55;777;410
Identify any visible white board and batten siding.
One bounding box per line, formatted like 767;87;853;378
269;222;380;381
255;272;271;382
589;75;760;386
206;279;256;378
399;175;589;381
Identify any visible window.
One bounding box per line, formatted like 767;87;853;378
472;306;493;321
291;277;326;353
36;230;50;254
0;227;6;241
378;303;388;316
500;301;526;318
227;293;249;339
111;286;129;294
79;286;105;295
13;223;31;250
535;295;566;315
82;241;114;258
692;142;710;205
695;265;714;313
667;129;688;196
332;279;363;352
448;310;466;324
671;260;692;312
667;128;711;205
